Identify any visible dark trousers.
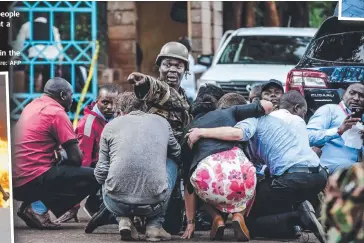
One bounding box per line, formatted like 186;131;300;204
247;169;328;238
84;163;104;214
13;165;100;218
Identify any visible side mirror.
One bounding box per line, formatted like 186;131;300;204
197;54;213;67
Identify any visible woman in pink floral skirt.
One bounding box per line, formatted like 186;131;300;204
190;146;257;240
181;87;273;241
191;147;256;214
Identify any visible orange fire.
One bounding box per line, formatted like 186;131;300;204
0;138;10;208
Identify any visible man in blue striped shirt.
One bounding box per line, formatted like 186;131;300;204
186;108;328;242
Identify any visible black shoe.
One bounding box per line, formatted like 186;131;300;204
297;200;326;243
84;203;117;234
183;211;212;231
293;225;302;238
163;183;184;235
195;211;212;231
133;216;146;234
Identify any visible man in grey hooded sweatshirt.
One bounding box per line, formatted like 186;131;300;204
94;92;181;241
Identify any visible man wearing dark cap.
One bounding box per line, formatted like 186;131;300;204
12;77;100;229
260;79;284;110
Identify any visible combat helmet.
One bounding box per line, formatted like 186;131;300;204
155;42;189;71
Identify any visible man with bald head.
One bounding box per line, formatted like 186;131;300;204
13;77;100;229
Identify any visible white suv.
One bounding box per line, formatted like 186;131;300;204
197;27;318;99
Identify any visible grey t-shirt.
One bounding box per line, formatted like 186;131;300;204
94;110;181;205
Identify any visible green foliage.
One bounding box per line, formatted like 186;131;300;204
309;1;337;28
55;2;108;65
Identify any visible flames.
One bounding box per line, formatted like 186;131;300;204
0;139;10;208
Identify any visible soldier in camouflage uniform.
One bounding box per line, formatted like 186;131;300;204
323;162;364;243
127;42;192;143
128;42;214;234
85;42;212;234
85;42;192;234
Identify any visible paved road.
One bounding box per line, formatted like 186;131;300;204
13;201;320;243
0;208;12;243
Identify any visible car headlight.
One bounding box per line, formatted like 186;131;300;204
196;79;217;90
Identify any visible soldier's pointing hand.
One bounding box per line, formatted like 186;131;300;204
127;72;147;86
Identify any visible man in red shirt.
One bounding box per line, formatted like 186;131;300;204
13;77;100;229
76;84;119;168
55;84;119;223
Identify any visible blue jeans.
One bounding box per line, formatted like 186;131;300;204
104;158;178;227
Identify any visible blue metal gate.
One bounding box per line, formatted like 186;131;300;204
9;1;98;120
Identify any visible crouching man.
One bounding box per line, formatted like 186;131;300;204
94;92;181;241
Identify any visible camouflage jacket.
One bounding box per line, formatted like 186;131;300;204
134;75;192;143
323;163;364;243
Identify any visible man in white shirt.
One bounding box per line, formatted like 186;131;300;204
247;90;325;242
14;12;63;61
270;90;309;146
270;90;323;156
270;90;325;230
13;12;64;91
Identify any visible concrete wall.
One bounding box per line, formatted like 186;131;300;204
191;1;223;58
107;1;138;82
136;2;187;76
107;1;224;81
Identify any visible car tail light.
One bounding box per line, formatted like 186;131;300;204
286;69;328;94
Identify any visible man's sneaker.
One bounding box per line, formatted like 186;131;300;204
22;204;61;230
119;217;139;241
297;200;327;243
84;203;117;234
54;204;80;223
145;226;172;241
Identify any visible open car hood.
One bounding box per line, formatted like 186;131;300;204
297;17;364;68
311;16;364;40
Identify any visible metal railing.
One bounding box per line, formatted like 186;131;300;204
9;1;98;120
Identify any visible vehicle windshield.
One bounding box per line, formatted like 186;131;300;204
306;32;364;64
218;35;312;65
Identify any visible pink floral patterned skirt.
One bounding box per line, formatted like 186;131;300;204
190;147;257;213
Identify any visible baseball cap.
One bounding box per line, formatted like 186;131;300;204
261;79;284;93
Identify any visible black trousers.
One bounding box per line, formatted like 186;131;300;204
247;168;328;238
13;165;100;218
